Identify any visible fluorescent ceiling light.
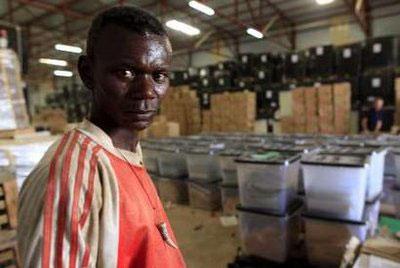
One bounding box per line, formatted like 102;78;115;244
38;58;68;67
188;1;215;16
53;70;73;77
316;0;334;5
166;19;200;36
55;44;82;54
247;28;264;39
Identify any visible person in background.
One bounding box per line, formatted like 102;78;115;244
17;6;186;267
361;97;385;134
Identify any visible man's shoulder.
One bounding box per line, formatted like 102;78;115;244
33;129;104;171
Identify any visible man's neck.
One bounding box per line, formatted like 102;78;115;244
89;113;139;152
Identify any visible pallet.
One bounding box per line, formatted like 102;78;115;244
0;128;35;139
0;230;19;268
0;179;18;230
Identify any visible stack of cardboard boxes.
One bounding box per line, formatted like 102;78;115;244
280;83;351;134
292;88;307;133
333;83;351;135
318;84;335;134
141;115;180;138
304;87;319;133
160;86;202;135
204;91;256;132
395;77;400;125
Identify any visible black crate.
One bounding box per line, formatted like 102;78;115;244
170;70;189;86
255;53;276;68
199;77;215;90
238;53;256;76
198;90;211;110
284;52;306;80
254;68;272;84
238;53;255;66
236;77;254;90
217;60;237;71
363;36;399;70
254;84;280;119
216;75;234;90
199;65;216;78
307;45;335;78
272;63;285;83
361;70;395;105
336;43;362;77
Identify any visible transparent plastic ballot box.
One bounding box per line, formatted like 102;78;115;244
156;144;188;179
235;151;301;214
391;147;400;188
381;177;400;218
220;183;239;216
303;213;369;268
218;149;242;185
185;146;224;182
188;179;221;211
157;177;188;205
142;142;162;175
365;197;381;237
237;203;302;264
319;146;386;202
302;154;369;222
261;144;319;195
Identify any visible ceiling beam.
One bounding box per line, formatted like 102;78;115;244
15;0;88;20
245;0;257;26
342;0;371;37
0;3;23;20
21;0;83;26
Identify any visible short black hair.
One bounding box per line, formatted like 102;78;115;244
86;5;167;57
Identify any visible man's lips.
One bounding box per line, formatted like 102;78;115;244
123;110;157;114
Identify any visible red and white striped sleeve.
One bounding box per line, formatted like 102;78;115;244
18;130;103;268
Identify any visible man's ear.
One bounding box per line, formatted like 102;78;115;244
78;55;94;90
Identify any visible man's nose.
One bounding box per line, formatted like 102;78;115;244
130;73;156;99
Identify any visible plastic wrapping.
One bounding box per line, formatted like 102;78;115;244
304;214;368;267
220;184;239;215
302;154;369;221
0;48;29;130
236;152;300;214
0;140;54;188
157;177;188;204
188;180;221;211
237;205;301;263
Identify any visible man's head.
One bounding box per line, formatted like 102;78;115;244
374;97;384;111
78;6;172;131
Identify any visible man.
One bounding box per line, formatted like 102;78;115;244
361;97;385;134
18;6;186;267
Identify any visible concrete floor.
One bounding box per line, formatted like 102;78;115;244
165;204;240;268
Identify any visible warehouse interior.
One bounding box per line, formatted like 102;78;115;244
0;0;400;267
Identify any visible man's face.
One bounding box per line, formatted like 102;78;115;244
374;99;384;111
88;24;172;131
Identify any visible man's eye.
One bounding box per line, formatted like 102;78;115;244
153;73;168;83
116;69;135;80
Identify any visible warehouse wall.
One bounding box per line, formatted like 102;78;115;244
174;14;400;69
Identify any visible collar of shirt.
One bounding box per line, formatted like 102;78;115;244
77;119;143;167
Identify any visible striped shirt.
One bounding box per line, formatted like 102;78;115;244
17;119;186;267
